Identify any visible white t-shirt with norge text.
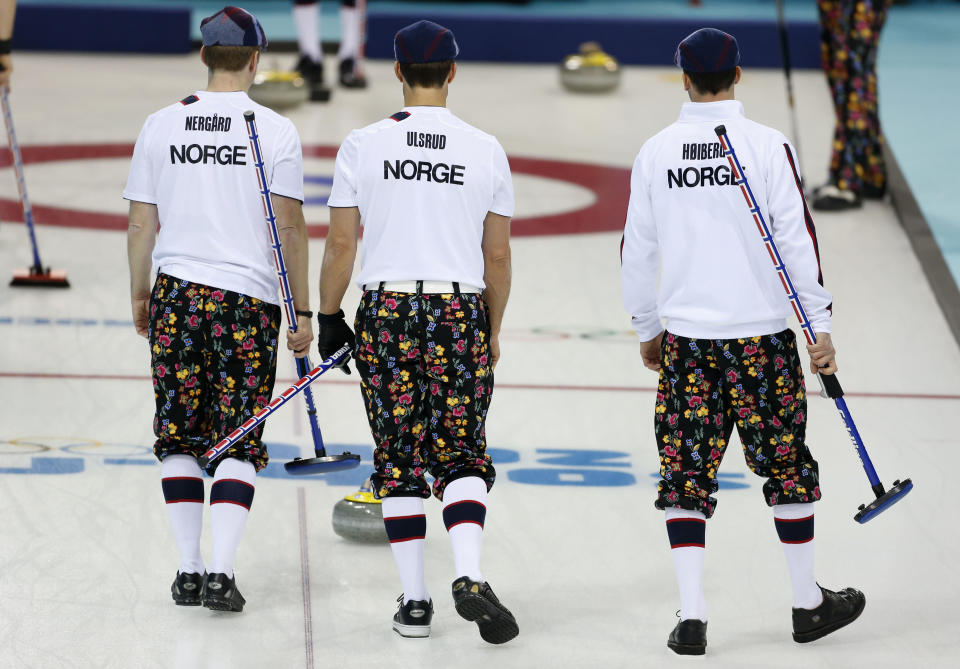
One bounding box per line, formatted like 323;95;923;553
327;106;514;289
123;90;304;304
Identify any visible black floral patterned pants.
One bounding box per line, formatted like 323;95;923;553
354;285;496;501
149;273;281;471
654;329;821;518
818;0;891;194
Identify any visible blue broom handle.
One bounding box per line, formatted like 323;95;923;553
244;111;328;456
1;85;43;269
715;125;883;489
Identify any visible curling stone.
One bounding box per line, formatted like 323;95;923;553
332;477;387;543
560;41;621;93
248;70;309;111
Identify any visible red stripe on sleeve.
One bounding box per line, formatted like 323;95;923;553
782;144;824;286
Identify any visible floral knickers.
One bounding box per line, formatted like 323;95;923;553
654;329;821;517
354;286;497;501
148;273;281;472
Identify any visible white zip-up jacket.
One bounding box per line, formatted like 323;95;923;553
621;100;831;341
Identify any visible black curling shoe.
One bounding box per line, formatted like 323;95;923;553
171;571;204;606
810;184;861;211
451;577;519;645
667;618;707;655
202;573;246;613
295;55;331;102
339;58;368;88
792;586;865;643
392;595;433;638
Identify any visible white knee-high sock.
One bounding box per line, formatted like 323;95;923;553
382;496;428;603
442;476;487;582
209;458;256;578
161;454;205;574
294;2;322;62
337;6;360;60
773;503;824;609
665;507;708;622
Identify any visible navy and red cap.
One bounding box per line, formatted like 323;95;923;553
200;6;268;49
675;28;740;73
394;20;459;64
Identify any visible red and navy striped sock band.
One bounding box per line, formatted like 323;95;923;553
442;501;486;531
162;476;203;504
774;514;814;544
384;514;427;543
666;517;706;549
210;479;255;510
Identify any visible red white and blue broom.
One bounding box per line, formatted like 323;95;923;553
715;124;912;523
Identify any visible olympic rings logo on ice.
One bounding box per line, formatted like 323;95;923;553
0;436;152;456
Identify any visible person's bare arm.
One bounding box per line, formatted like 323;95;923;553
481;212;511;369
127;201;158;338
314;206;360;372
0;0;15;89
318;206;360;315
273;193;313;357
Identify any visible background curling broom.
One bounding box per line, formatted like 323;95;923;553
715;124;912;524
2;85;69;287
199;111;360;474
774;0;806;190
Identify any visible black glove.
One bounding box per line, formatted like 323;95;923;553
317;309;354;375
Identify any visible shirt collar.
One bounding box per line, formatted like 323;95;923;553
197;90;251;98
677;100;745;123
402;105;451;114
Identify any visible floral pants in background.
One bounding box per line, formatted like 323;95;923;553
654;329;821;518
148;273;281;472
818;0;892;194
355;285;497;501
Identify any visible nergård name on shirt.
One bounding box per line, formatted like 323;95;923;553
184;114;232;132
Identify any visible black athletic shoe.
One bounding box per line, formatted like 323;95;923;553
392;595;433;638
792;586;865;643
811;184;862;211
667;618;707;655
171;571;204;606
202;573;246;613
296;55;331;102
451;577;519;645
339;58;368;88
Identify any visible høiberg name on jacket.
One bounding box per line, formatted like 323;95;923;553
407;131;447;149
384;159;466;185
184;114;232;132
682;142;725;160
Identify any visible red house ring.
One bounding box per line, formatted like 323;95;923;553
0;144;630;238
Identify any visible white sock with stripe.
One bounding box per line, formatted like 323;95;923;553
382;496;428;604
442;476;487;582
209;458;256;578
293;2;322;63
337;6;360;61
773;503;823;609
161;454;205;575
665;507;708;622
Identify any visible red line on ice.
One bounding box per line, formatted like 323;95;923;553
3;371;959;401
